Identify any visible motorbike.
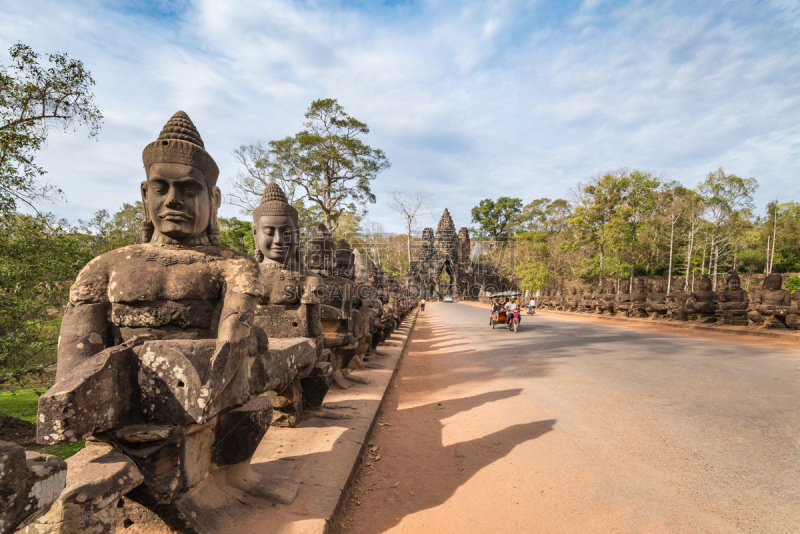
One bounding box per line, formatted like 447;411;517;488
507;309;520;332
526;306;536;315
490;309;520;333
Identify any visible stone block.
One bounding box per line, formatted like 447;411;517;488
0;442;66;534
248;338;318;395
300;361;334;408
119;422;215;506
212;396;272;466
37;344;139;445
253;303;321;339
138;339;250;425
20;441;142;534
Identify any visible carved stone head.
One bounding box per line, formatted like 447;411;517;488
252;182;299;267
725;271;741;291
140;111;221;246
619;280;630;294
672;276;685;292
763;273;783;291
334;239;355;280
306;224;335;276
634;277;646;293
698;274;712;291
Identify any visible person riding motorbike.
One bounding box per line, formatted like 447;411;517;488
505;298;520;326
527;297;536;314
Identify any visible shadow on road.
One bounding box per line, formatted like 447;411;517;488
338;387;555;533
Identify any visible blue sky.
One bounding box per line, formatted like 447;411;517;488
2;0;799;233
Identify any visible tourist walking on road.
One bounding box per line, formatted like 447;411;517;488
420;298;425;311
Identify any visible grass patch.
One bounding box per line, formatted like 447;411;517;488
0;388;45;421
42;441;85;460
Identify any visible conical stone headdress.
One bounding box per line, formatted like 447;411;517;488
252;182;298;223
142;111;219;187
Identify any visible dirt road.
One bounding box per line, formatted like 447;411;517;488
338;302;800;533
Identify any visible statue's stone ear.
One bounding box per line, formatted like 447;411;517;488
140;181;153;243
211;186;222;210
208;186;222;246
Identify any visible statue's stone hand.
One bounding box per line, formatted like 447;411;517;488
138;339;249;425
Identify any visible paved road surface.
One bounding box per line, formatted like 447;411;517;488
339;302;800;533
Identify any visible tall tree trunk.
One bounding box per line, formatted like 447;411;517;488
598;242;605;290
769;205;778;273
667;220;675;293
701;237;707;276
766;235;772;274
713;243;719;289
685;218;695;291
630;222;636;289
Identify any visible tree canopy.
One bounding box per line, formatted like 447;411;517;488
470;196;522;243
0;43;102;214
232;98;390;231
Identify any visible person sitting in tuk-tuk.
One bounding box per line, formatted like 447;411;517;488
491;299;502;317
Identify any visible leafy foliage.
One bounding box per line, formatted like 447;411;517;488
470;197;522;242
0;214;94;377
218;217;255;255
232;99;390;230
783;275;800;296
0;43;102;213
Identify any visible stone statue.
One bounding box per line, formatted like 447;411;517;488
717;271;750;326
251;182;325;426
35;112;287;531
565;286;580;312
686;274;718;322
579;287;595;313
306;225;360;391
593;281;616;315
785;289;800;330
666;276;689;320
747;273;792;328
645;280;669;319
334;238;372;386
615;280;631;316
629;278;649;318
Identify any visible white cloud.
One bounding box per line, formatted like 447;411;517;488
1;0;798;232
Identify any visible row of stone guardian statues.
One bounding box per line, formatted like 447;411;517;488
535;272;800;329
1;112;413;534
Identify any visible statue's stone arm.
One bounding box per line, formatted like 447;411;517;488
202;257;263;410
55;259;111;381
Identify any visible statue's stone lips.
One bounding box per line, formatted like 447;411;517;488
160;211;191;221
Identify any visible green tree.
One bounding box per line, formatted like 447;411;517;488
218;217;255;255
569;171;627;289
470;197;523;243
518;198;571;234
697;167;757;286
0;214;94;381
619;170;660;286
1;43;102;213
243;99;390;230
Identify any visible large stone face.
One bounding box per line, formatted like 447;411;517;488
0;442;67;534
